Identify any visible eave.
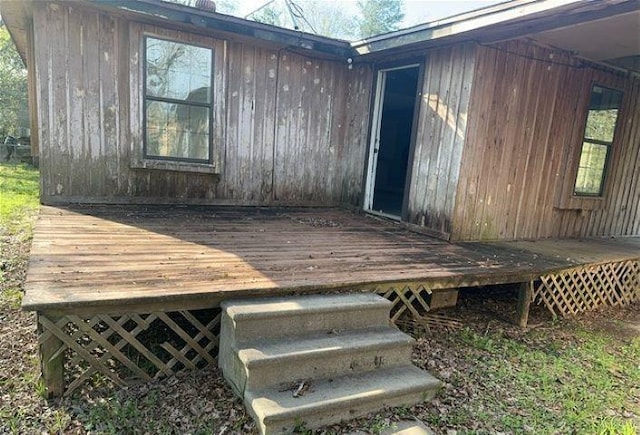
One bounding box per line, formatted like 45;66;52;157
0;1;29;65
86;0;356;59
350;0;639;57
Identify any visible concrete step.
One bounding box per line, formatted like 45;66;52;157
246;364;441;435
233;326;414;392
219;294;441;434
221;293;391;343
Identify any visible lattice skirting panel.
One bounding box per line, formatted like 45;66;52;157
36;288;436;397
533;259;640;317
38;308;221;396
374;284;432;322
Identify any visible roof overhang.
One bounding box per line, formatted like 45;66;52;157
0;0;356;62
531;8;640;72
0;1;29;64
86;0;355;58
352;0;583;54
351;0;640;71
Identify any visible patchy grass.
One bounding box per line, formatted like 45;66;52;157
447;324;639;433
0;162;39;308
0;163;638;434
0;162;45;434
0;162;39;307
0;162;39;233
399;296;638;435
325;295;639;435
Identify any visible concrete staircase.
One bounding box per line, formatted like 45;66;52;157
219;293;441;434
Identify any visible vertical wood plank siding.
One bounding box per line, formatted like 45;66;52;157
33;3;372;205
453;40;640;241
30;3;639;241
407;44;476;236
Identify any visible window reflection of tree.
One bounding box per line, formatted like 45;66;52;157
176;87;210;160
146;42;188;98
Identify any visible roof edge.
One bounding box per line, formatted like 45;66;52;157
350;0;607;55
0;1;29;64
87;0;356;58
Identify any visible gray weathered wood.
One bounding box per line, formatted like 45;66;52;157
407;43;477;237
516;281;533;328
30;2;371;206
38;313;65;398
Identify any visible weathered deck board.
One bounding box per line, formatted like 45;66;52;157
24;205;639;313
480;238;640;265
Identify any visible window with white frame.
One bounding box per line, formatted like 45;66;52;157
144;36;213;163
573;85;623;196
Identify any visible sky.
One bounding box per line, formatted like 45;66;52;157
235;0;506;28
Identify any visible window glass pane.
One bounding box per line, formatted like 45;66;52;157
584;109;619;142
146;101;210;160
146;38;212;103
574;142;608;195
583;86;623;142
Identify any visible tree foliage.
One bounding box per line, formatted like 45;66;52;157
0;24;28;137
251;0;357;41
162;0;405;41
252;4;285;27
298;1;358;40
162;0;238;15
357;0;404;38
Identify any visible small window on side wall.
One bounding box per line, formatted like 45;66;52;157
573;85;623;196
144;37;213;163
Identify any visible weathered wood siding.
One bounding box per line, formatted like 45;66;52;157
453;40;640;241
32;3;372;205
406;44;477;236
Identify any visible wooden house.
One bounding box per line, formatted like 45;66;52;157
1;0;637;241
1;0;638;412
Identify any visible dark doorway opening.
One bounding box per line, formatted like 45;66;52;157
371;66;420;217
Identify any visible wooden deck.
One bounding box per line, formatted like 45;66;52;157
24;205;639;314
24;205;640;397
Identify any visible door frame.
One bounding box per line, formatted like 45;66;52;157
363;62;423;220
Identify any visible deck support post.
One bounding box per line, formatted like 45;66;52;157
515;281;533;328
38;312;65;398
